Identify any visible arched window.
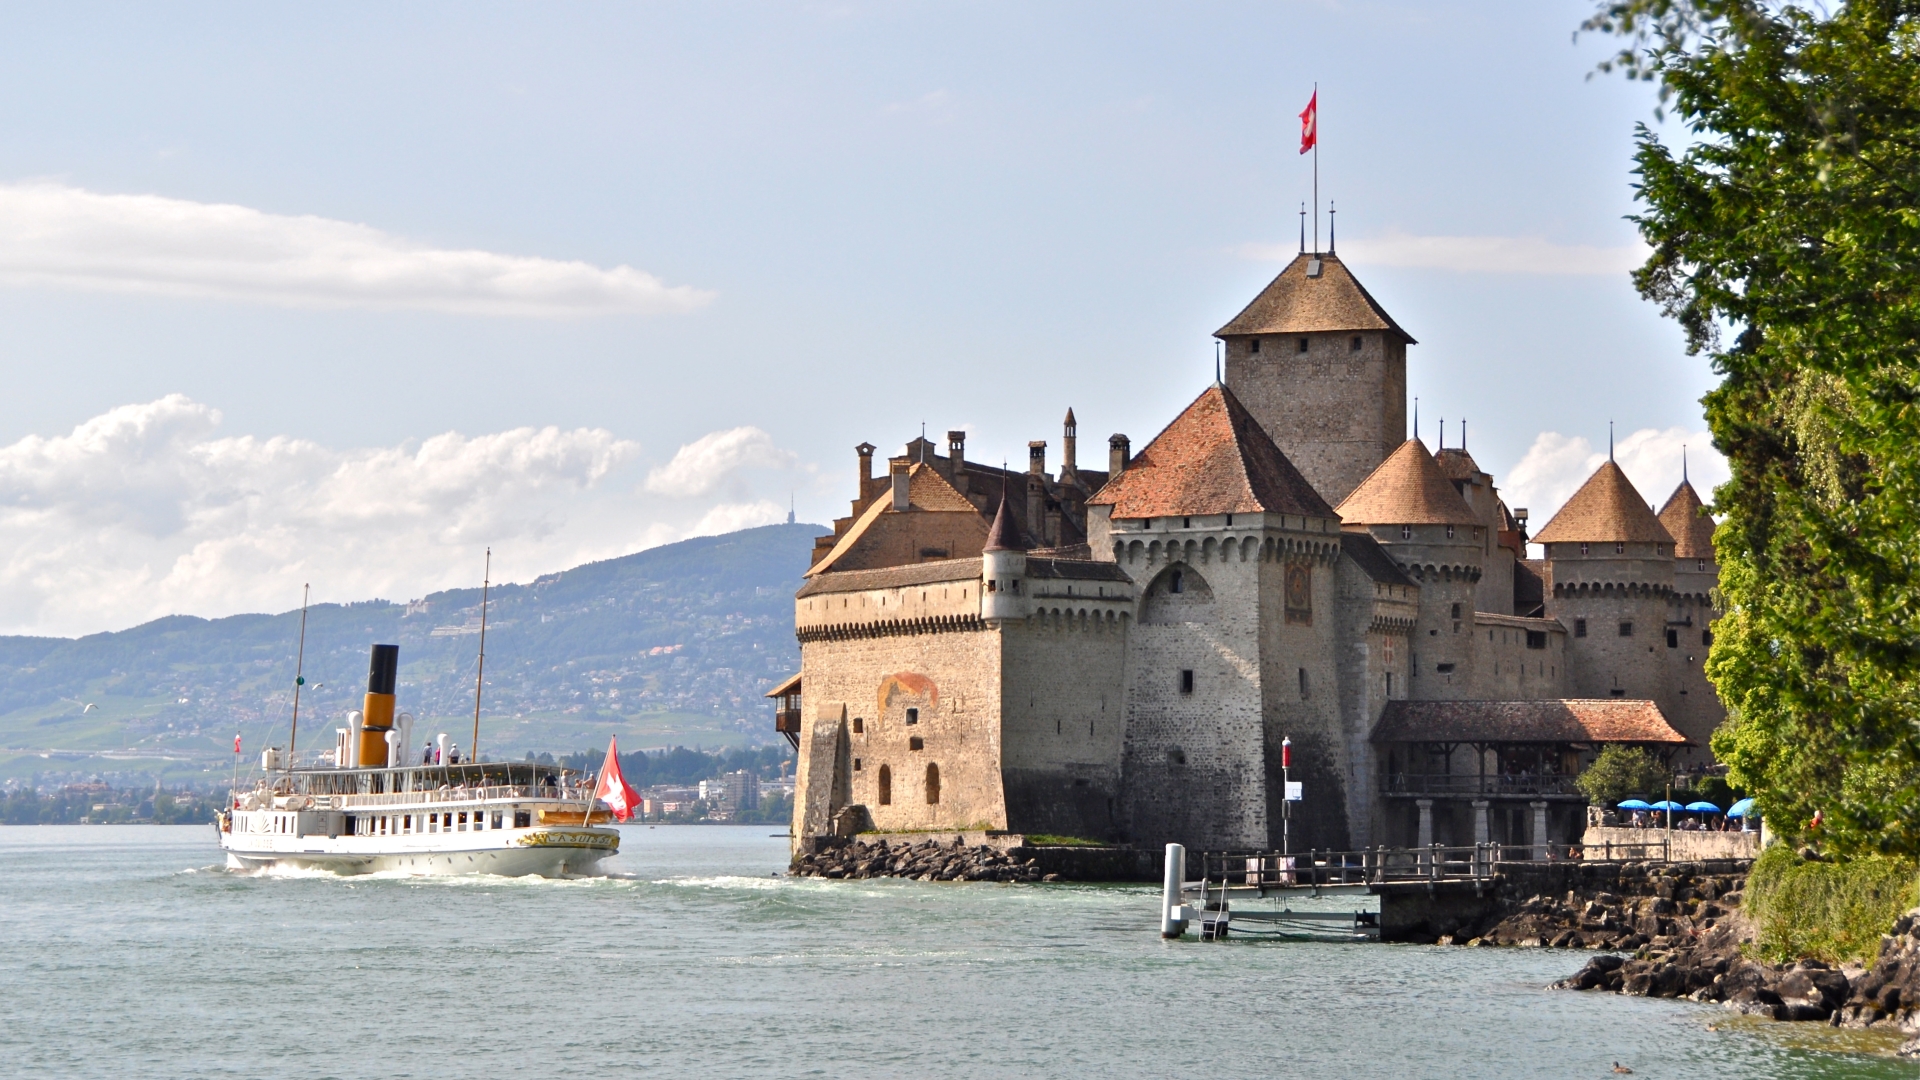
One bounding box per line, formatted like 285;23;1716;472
1169;570;1184;594
925;763;941;805
877;765;892;806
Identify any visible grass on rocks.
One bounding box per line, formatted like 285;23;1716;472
1745;845;1919;966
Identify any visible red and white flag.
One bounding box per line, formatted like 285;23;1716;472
234;733;242;754
1299;89;1317;155
592;736;642;822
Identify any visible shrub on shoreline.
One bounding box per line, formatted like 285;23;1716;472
1745;845;1919;966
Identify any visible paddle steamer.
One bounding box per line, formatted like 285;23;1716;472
217;642;620;876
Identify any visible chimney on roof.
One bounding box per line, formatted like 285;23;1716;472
856;442;876;493
1062;409;1077;473
1028;441;1047;477
947;430;968;495
890;460;910;512
1109;433;1130;476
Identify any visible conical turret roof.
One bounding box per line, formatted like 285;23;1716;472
1087;383;1334;519
983;483;1025;552
1657;479;1716;560
1532;461;1675;545
1336;439;1480;526
1215;252;1415;343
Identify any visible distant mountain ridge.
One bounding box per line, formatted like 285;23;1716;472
0;523;827;780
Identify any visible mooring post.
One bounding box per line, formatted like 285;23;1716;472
1160;843;1187;938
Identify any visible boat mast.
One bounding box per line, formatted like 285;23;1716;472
288;584;310;770
470;549;490;761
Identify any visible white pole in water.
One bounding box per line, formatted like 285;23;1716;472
1161;843;1187;939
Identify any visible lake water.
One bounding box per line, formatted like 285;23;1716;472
1;824;1911;1079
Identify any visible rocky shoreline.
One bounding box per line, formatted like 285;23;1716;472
1549;900;1920;1056
790;837;1056;882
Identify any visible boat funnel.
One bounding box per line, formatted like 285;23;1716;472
359;644;400;767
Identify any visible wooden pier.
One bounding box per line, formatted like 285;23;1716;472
1157;841;1695;942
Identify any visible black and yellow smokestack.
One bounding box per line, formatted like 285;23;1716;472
359;643;399;768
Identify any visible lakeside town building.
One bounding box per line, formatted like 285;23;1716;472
776;249;1721;857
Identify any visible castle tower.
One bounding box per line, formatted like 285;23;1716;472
1336;439;1484;699
1216;252;1415;505
1657;477;1723;758
1534;462;1676;709
980;485;1028;624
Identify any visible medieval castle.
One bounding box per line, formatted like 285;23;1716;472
774;249;1722;857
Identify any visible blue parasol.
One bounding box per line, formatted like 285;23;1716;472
1727;798;1756;818
1651;800;1686;811
1685;801;1721;813
1617;799;1653;811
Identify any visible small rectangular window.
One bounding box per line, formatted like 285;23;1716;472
1703;629;1713;647
1350;335;1362;352
1610;688;1626;697
1180;670;1195;694
1298;337;1309;353
1450;603;1461;619
1526;630;1546;650
905;708;918;725
1401;524;1411;540
1298;668;1309;700
853;758;862;771
1619;622;1634;637
1615;542;1626;554
514;810;531;828
491;812;502;829
908;736;924;751
1575;618;1587;638
1249;338;1261;354
852;716;864;733
1436;663;1456;674
1666;629;1678;648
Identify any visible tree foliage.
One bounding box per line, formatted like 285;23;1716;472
1587;1;1920;855
1575;745;1673;805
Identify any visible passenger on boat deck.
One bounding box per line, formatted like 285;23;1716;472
423;742;434;765
450;745;461;765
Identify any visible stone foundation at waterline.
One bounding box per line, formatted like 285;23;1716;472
791;837;1051;882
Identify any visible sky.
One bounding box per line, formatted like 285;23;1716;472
0;1;1728;637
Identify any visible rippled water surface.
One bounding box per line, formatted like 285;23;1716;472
1;825;1911;1079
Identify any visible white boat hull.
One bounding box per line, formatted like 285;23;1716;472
221;827;620;877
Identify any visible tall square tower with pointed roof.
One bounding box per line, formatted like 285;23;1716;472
1217;251;1414;505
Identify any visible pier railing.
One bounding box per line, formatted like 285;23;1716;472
1380;773;1583;797
1201;844;1506;888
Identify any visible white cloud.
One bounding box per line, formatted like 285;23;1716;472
1501;427;1729;536
0;398;802;635
0;181;714;316
644;426;795;497
1241;232;1649;276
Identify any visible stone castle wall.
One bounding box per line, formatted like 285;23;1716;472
1225;330;1406;504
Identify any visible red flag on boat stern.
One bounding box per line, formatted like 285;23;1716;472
234;733;241;754
593;736;642;822
1299;89;1317;155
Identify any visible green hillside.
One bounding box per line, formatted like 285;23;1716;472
0;522;826;787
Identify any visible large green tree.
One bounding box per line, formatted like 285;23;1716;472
1586;0;1920;855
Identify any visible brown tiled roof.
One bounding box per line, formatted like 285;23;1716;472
764;672;802;698
1214;252;1415;343
1341;530;1417;587
1335;439;1480;526
1434;446;1481;482
1531;461;1675;545
796;558;980;598
1370;699;1689;745
1087;384;1334;520
804;463;986;577
1657;479;1717;560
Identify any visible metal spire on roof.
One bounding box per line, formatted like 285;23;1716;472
1412;397;1419;442
1214;341;1223;387
1682;444;1688;483
1298;202;1306;255
1328;200;1336;253
1609;421;1615;462
1461;418;1466;451
1439;417;1444;450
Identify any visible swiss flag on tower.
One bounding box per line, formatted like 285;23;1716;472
592;736;642;822
1299;89;1317;155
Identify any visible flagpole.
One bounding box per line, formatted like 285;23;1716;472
470;549;490;761
288;584;309;770
1312;82;1319;255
